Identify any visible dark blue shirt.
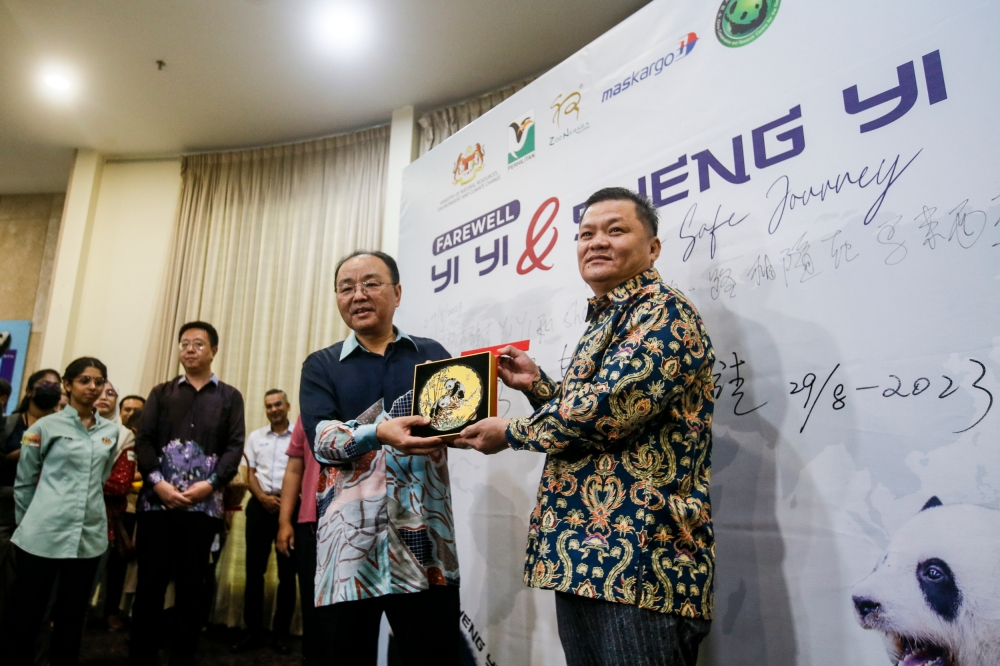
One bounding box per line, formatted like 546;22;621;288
299;331;450;451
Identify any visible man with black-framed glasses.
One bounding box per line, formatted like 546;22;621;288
299;250;460;665
129;321;246;666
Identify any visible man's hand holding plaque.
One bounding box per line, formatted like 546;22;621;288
375;416;446;456
453;345;540;455
454;417;509;455
495;344;540;391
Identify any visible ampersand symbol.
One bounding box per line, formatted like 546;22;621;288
517;197;560;275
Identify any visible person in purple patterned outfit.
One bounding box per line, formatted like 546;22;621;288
129;321;246;666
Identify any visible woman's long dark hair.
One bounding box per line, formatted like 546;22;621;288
16;368;61;413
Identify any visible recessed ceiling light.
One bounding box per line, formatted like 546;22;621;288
311;3;368;56
44;75;71;90
38;64;79;102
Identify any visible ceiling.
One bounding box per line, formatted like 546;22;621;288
0;0;650;194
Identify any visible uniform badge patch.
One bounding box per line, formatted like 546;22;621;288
102;437;113;446
22;433;41;447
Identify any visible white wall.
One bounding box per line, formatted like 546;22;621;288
69;158;181;396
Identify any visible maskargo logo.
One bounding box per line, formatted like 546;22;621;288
715;0;780;48
601;33;698;103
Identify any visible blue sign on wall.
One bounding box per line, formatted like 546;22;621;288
0;320;32;416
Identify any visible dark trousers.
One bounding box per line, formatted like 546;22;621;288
1;546;101;666
316;586;460;666
293;521;320;664
555;591;711;666
103;512;136;618
0;488;16;622
128;510;221;666
244;495;296;635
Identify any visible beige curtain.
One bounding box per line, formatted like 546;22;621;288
142;126;389;412
417;78;535;156
141;127;389;629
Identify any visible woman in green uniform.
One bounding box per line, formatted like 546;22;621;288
1;357;119;666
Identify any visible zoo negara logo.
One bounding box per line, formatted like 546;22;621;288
715;0;781;48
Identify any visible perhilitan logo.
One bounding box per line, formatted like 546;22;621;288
507;110;536;170
602;32;698;103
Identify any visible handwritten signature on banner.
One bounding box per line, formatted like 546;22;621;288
413;290;997;438
641;49;950;264
684;190;1000;302
712;352;994;436
788;359;994;435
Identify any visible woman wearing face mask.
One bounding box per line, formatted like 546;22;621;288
0;368;62;617
0;357;119;666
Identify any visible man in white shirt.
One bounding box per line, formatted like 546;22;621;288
232;389;296;655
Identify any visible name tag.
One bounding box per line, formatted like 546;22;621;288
21;433;41;448
127;450;136;461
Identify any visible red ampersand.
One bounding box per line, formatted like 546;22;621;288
517;197;560;274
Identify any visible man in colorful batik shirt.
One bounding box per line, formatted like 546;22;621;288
299;250;460;666
457;188;716;666
129;321;246;666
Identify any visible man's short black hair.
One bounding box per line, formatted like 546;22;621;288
334;250;400;285
582;187;659;237
264;388;288;402
120;394;146;406
178;321;219;348
0;378;11;400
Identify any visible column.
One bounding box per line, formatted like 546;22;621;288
37;149;104;371
382;105;420;258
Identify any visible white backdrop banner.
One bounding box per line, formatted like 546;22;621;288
397;1;1000;664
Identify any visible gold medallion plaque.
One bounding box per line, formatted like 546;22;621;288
417;364;483;431
411;351;498;440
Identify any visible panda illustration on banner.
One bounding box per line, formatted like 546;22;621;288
852;497;1000;666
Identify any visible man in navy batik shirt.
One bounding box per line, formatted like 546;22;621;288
299;250;460;666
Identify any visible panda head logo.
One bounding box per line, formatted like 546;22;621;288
851;497;1000;666
715;0;781;48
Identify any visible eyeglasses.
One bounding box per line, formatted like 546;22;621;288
179;340;208;351
103;389;118;399
337;279;390;297
74;376;107;387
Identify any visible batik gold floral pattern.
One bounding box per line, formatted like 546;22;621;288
507;269;715;618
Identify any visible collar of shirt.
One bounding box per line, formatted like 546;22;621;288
60;404;109;432
268;420;295;437
339;327;417;361
585;268;663;321
177;373;219;386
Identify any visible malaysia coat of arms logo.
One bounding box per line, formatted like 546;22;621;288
453;143;485;185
